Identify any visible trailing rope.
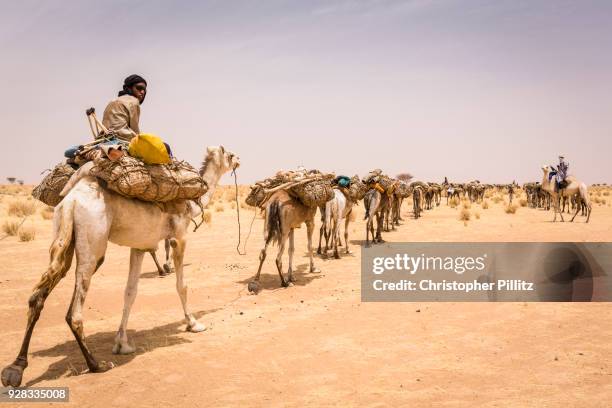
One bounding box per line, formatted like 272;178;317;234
233;168;257;256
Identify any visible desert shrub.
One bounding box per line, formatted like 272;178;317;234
449;197;459;208
459;208;471;221
492;196;503;204
505;204;518;214
2;218;21;236
462;200;471;210
481;200;489;209
519;198;528;207
202;210;212;224
18;226;36;242
215;203;224;212
474;211;480;219
8;199;36;217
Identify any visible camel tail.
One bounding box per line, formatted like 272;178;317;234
32;199;76;295
265;199;282;247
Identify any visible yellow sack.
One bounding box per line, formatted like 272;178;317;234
128;133;171;165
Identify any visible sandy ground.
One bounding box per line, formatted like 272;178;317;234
0;187;611;407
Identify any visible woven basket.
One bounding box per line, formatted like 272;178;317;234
90;156;207;202
245;185;267;208
347;176;368;201
32;163;76;207
396;181;411;198
289;179;334;208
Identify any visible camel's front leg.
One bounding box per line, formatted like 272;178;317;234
113;249;145;354
306;219;320;273
172;239;205;332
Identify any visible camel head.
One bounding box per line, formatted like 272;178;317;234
203;145;240;175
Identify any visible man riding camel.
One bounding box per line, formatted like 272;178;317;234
102;74;147;142
556;155;569;190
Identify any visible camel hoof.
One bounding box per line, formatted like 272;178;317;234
346;250;353;255
286;282;294;287
187;321;206;333
1;363;25;387
112;341;136;355
248;281;260;294
310;267;321;274
334;253;341;260
163;264;173;275
91;361;114;373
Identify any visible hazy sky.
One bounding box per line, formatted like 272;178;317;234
1;0;611;185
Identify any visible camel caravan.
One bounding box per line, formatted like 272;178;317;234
1;150;593;386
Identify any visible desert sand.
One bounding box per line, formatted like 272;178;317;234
0;185;611;407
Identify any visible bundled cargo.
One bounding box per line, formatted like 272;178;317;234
364;169;398;195
395;181;411;198
32;163;76;206
377;175;398;194
246;169;334;208
89;156;208;202
289;178;334;208
346;175;368;201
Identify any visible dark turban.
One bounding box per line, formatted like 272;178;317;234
118;74;147;100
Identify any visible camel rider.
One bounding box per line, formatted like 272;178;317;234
557;155;569;190
101;74;147;142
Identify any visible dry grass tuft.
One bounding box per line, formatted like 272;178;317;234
474;211;480;219
18;226;36;242
505;204;518;214
2;218;22;236
215;203;225;212
492;195;503;204
449;196;459;208
459;208;471;221
481;200;489;210
8;199;36;217
461;200;471;210
519;198;528;207
202;210;212;225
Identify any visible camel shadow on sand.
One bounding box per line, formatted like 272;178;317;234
25;308;221;387
237;263;323;292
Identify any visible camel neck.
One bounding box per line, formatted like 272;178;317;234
200;162;223;208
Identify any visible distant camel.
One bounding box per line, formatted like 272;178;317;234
363;188;387;246
541;165;592;222
250;190;319;293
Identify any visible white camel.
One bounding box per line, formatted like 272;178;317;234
318;188;356;259
1;146;239;387
541;165;591;223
